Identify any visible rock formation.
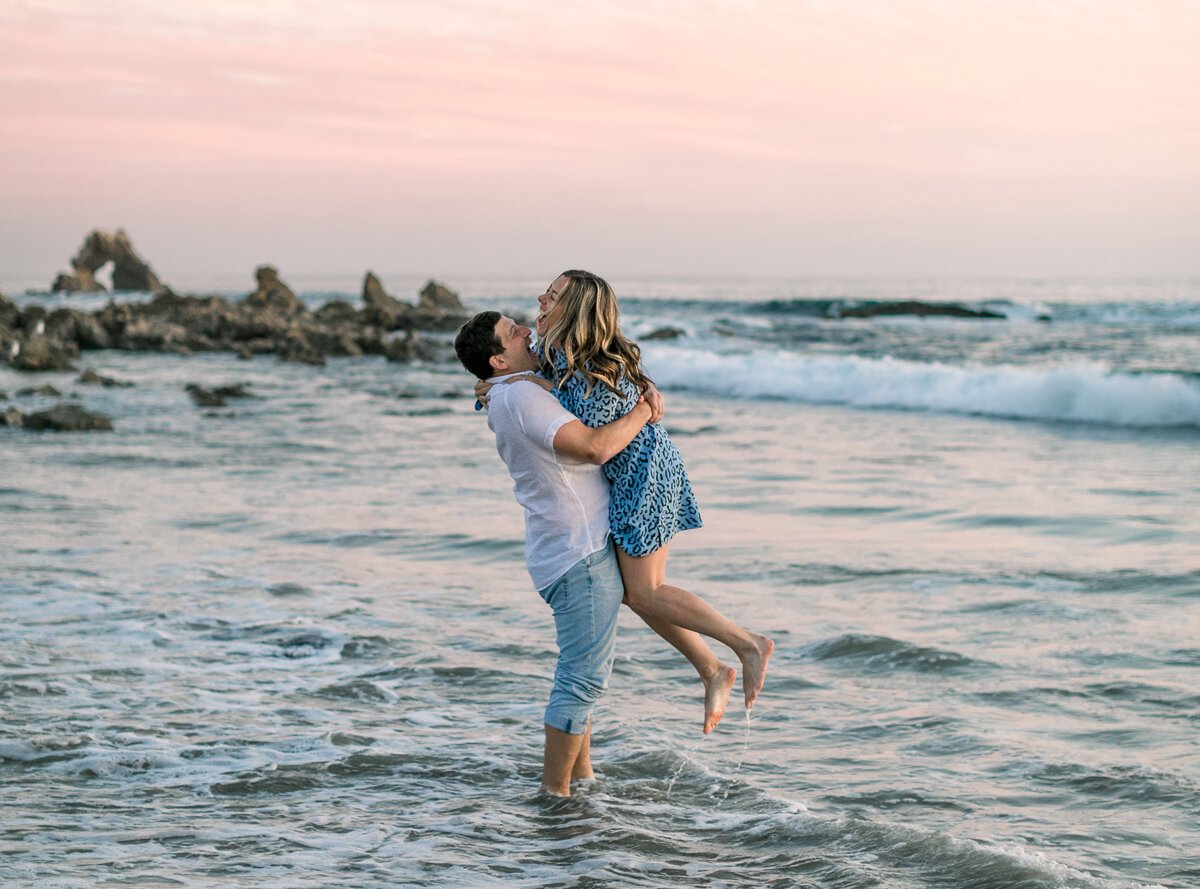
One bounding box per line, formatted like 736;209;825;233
643;327;685;340
419;279;466;313
11;336;77;371
360;273;468;332
6;267;463;372
23;403;114;431
50;229;164;293
79;369;134;388
362;272;409;329
184;382;254;409
245;266;305;315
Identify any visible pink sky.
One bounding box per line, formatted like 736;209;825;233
2;0;1198;284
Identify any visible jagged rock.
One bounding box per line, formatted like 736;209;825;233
419;279;465;313
643;327;685;340
837;301;1004;320
245;266;304;315
362;272;412;330
50;228;164;293
12;336;76;371
1;407;25;426
78;369;133;388
17;385;61;396
24;403;113;431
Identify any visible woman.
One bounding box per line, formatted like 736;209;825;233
487;271;773;730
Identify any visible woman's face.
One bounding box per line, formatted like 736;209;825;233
536;275;569;338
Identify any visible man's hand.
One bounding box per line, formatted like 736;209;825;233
473;378;493;409
645;384;665;424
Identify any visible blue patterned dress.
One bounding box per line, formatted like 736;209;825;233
545;348;702;557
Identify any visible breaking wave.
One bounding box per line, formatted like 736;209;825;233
643;347;1200;428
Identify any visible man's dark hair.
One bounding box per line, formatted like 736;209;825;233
454;311;504;380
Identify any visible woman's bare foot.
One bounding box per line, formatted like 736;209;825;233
702;664;736;734
739;633;774;710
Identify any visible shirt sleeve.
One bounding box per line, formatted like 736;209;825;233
506;381;577;451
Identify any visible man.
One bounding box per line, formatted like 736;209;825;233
454;310;656;797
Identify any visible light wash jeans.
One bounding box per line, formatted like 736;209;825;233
537;538;624;735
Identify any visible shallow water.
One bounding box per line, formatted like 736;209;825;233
2;277;1198;887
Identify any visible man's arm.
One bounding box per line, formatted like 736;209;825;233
552;397;652;465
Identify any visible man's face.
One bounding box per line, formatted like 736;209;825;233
489;315;536;375
535;275;569;337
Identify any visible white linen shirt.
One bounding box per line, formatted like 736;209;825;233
485;374;611;591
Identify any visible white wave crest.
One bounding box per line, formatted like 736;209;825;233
643;347;1200;428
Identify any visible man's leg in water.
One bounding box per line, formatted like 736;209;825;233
570;724;593;780
623;599;736;734
543;725;589;796
538;541;623;796
617;546;774;710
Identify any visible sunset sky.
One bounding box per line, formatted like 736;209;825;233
2;0;1198;284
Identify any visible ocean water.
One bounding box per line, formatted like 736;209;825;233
2;276;1198;888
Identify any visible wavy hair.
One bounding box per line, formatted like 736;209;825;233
540;270;652;398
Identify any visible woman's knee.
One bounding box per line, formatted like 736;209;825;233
622;581;660;610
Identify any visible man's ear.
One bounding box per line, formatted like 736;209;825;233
489;353;507;374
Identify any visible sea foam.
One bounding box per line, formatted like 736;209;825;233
643;347;1200;428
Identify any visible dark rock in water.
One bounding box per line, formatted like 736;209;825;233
245;266;305;316
50;228;164;293
184;381;254;406
47;308;112;349
20;304;48;331
314;300;360;324
17;384;62;396
12;336;77;371
384;332;418;363
384;330;438;363
278;334;327;366
185;384;226;407
643;326;685;341
1;407;25;426
419;279;465;313
24;403;113;431
0;292;18;329
0;390;7;401
362;272;412;330
212;383;254;399
837;301;1004;320
78;369;134;388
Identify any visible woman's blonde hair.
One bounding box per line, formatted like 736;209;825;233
540;270;652;398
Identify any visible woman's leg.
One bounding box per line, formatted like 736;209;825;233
623;599;736;734
617;545;774;710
